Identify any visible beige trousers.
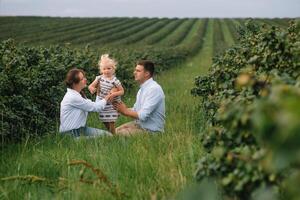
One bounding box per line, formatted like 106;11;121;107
115;121;146;136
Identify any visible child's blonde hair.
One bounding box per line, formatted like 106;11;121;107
98;54;117;71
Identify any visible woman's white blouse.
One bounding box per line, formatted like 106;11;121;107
59;88;107;132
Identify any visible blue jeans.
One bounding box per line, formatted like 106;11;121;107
62;126;112;138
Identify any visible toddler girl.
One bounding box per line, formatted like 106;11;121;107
88;54;124;134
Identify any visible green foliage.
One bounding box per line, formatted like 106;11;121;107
192;20;300;199
253;83;300;170
0;39;96;141
213;19;228;56
251;82;300;200
143;19;185;45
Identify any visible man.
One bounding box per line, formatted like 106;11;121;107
60;68;112;137
114;60;165;135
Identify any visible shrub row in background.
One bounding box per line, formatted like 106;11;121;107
192;20;300;199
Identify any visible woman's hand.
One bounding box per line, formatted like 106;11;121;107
104;94;112;103
113;102;138;119
88;85;97;94
88;79;99;94
107;92;117;102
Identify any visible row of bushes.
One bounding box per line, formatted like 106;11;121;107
192;20;300;199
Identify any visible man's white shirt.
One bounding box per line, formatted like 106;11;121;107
133;78;165;132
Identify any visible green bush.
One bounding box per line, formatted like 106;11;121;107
0;40;96;142
192;20;300;199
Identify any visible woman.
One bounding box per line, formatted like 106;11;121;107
59;68;112;137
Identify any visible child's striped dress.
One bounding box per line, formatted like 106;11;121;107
95;75;122;122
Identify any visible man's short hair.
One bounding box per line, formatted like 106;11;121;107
137;60;155;77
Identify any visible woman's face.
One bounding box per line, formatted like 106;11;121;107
77;72;87;90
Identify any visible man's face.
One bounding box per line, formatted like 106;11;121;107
134;65;149;84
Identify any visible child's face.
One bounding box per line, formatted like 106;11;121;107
101;65;115;78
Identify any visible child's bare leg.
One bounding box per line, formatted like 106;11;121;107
108;122;116;135
103;122;116;134
103;122;110;131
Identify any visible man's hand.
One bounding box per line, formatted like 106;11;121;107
113;101;128;115
113;101;139;119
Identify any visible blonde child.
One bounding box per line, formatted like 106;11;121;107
88;54;124;134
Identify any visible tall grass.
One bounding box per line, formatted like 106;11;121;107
0;20;214;200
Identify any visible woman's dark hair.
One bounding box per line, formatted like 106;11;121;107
137;60;155;77
65;68;86;98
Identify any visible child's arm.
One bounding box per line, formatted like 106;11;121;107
88;79;99;94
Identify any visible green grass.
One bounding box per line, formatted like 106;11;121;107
1;134;202;199
0;20;214;200
220;19;235;47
